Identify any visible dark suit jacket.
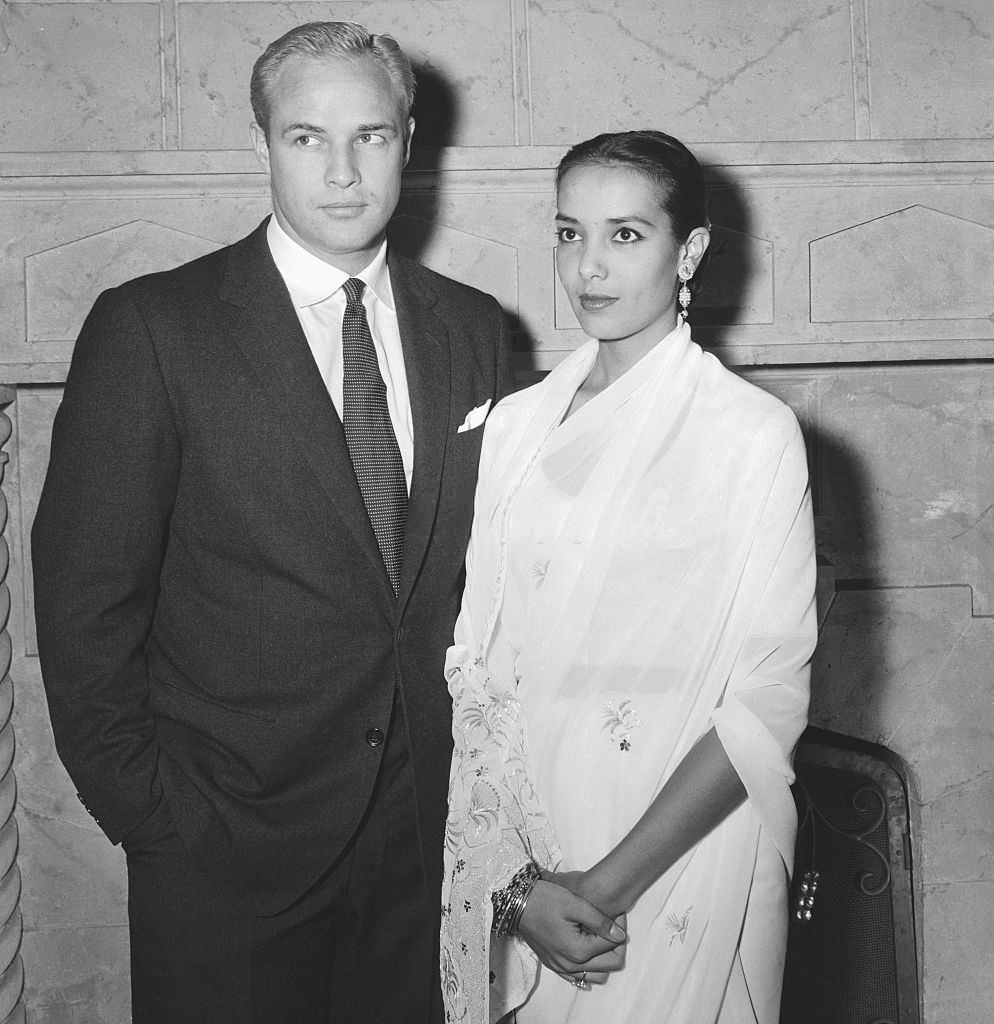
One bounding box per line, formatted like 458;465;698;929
32;219;514;914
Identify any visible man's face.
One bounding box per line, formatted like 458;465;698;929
251;55;413;274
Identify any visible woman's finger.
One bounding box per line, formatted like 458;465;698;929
572;943;627;973
583;970;610;985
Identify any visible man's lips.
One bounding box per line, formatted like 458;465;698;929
321;202;367;217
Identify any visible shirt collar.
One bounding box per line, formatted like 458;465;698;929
266;215;395;311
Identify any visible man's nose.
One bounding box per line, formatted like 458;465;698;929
325;147;360;188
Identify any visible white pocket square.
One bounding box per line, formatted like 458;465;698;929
457;399;492;433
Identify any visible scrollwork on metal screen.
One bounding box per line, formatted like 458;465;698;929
792;778;892;924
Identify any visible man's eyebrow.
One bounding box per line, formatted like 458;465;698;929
355;122;399;134
281;122;325;136
280;122;400;136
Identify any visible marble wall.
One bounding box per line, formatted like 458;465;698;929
1;1;992;1021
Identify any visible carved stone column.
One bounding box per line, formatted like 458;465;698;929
0;390;25;1024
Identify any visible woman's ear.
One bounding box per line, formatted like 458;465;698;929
683;227;711;269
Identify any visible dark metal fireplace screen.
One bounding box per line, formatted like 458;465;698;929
780;728;920;1024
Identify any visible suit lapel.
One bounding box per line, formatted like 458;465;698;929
390;255;453;605
219;222;388;583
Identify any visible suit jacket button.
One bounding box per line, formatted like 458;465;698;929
365;727;385;748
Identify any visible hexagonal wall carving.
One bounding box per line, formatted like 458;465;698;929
810;206;994;323
554;225;774;330
387;215;518;314
26;221;223;342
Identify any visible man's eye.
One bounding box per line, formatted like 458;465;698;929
293;135;319;147
357;133;386;145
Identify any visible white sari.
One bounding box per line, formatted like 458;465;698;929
441;321;817;1024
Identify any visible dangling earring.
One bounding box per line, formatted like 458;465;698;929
677;261;695;322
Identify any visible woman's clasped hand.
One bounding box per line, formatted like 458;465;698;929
516;875;627;986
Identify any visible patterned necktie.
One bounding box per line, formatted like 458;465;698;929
340;277;407;594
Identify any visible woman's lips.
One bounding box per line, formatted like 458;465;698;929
578;293;618;311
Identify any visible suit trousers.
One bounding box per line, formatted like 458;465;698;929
126;693;444;1024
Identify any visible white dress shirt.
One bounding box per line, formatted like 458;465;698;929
266;216;414;491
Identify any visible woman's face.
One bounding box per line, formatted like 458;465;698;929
555;163;693;350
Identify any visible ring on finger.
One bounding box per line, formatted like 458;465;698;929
568;971;589;990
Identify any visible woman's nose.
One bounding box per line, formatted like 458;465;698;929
578;245;606;281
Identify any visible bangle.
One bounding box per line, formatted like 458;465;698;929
491;861;541;937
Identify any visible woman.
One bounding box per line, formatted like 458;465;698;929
441;131;817;1024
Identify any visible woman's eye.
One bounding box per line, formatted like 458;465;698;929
556;227;579;243
614;227;642;243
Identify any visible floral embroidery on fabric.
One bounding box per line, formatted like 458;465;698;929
601;699;643;751
442;655;561;1024
441;943;469;1020
666;906;693;947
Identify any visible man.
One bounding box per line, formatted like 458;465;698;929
32;21;514;1023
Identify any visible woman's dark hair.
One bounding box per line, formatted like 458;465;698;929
555;130;709;243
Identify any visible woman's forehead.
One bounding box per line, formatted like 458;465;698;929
556;164;666;218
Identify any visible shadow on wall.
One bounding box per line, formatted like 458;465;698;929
408;63;460;153
394;61;456;233
389;63;542;363
807;422;892;749
694;163;758;342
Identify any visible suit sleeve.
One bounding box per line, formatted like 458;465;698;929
32;288;181;844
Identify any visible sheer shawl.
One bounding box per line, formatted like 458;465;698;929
441;322;817;1023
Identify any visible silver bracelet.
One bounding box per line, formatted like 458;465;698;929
491;861;541;937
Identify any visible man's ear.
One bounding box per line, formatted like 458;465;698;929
250;122;271;174
402;118;416;168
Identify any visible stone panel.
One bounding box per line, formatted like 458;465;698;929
921;880;994;1024
176;1;516;149
394;186;555;354
868;0;994;140
17;712;127;931
887;611;994;809
809;584;973;746
0;198;270;367
919;778;994;885
387;215;519;314
2;158;994;372
810;206;994;323
527;0;856;144
815;365;994;613
21;922;130;1024
25;222;223;343
0;2;162;152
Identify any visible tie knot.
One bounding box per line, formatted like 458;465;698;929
342;277;366;306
